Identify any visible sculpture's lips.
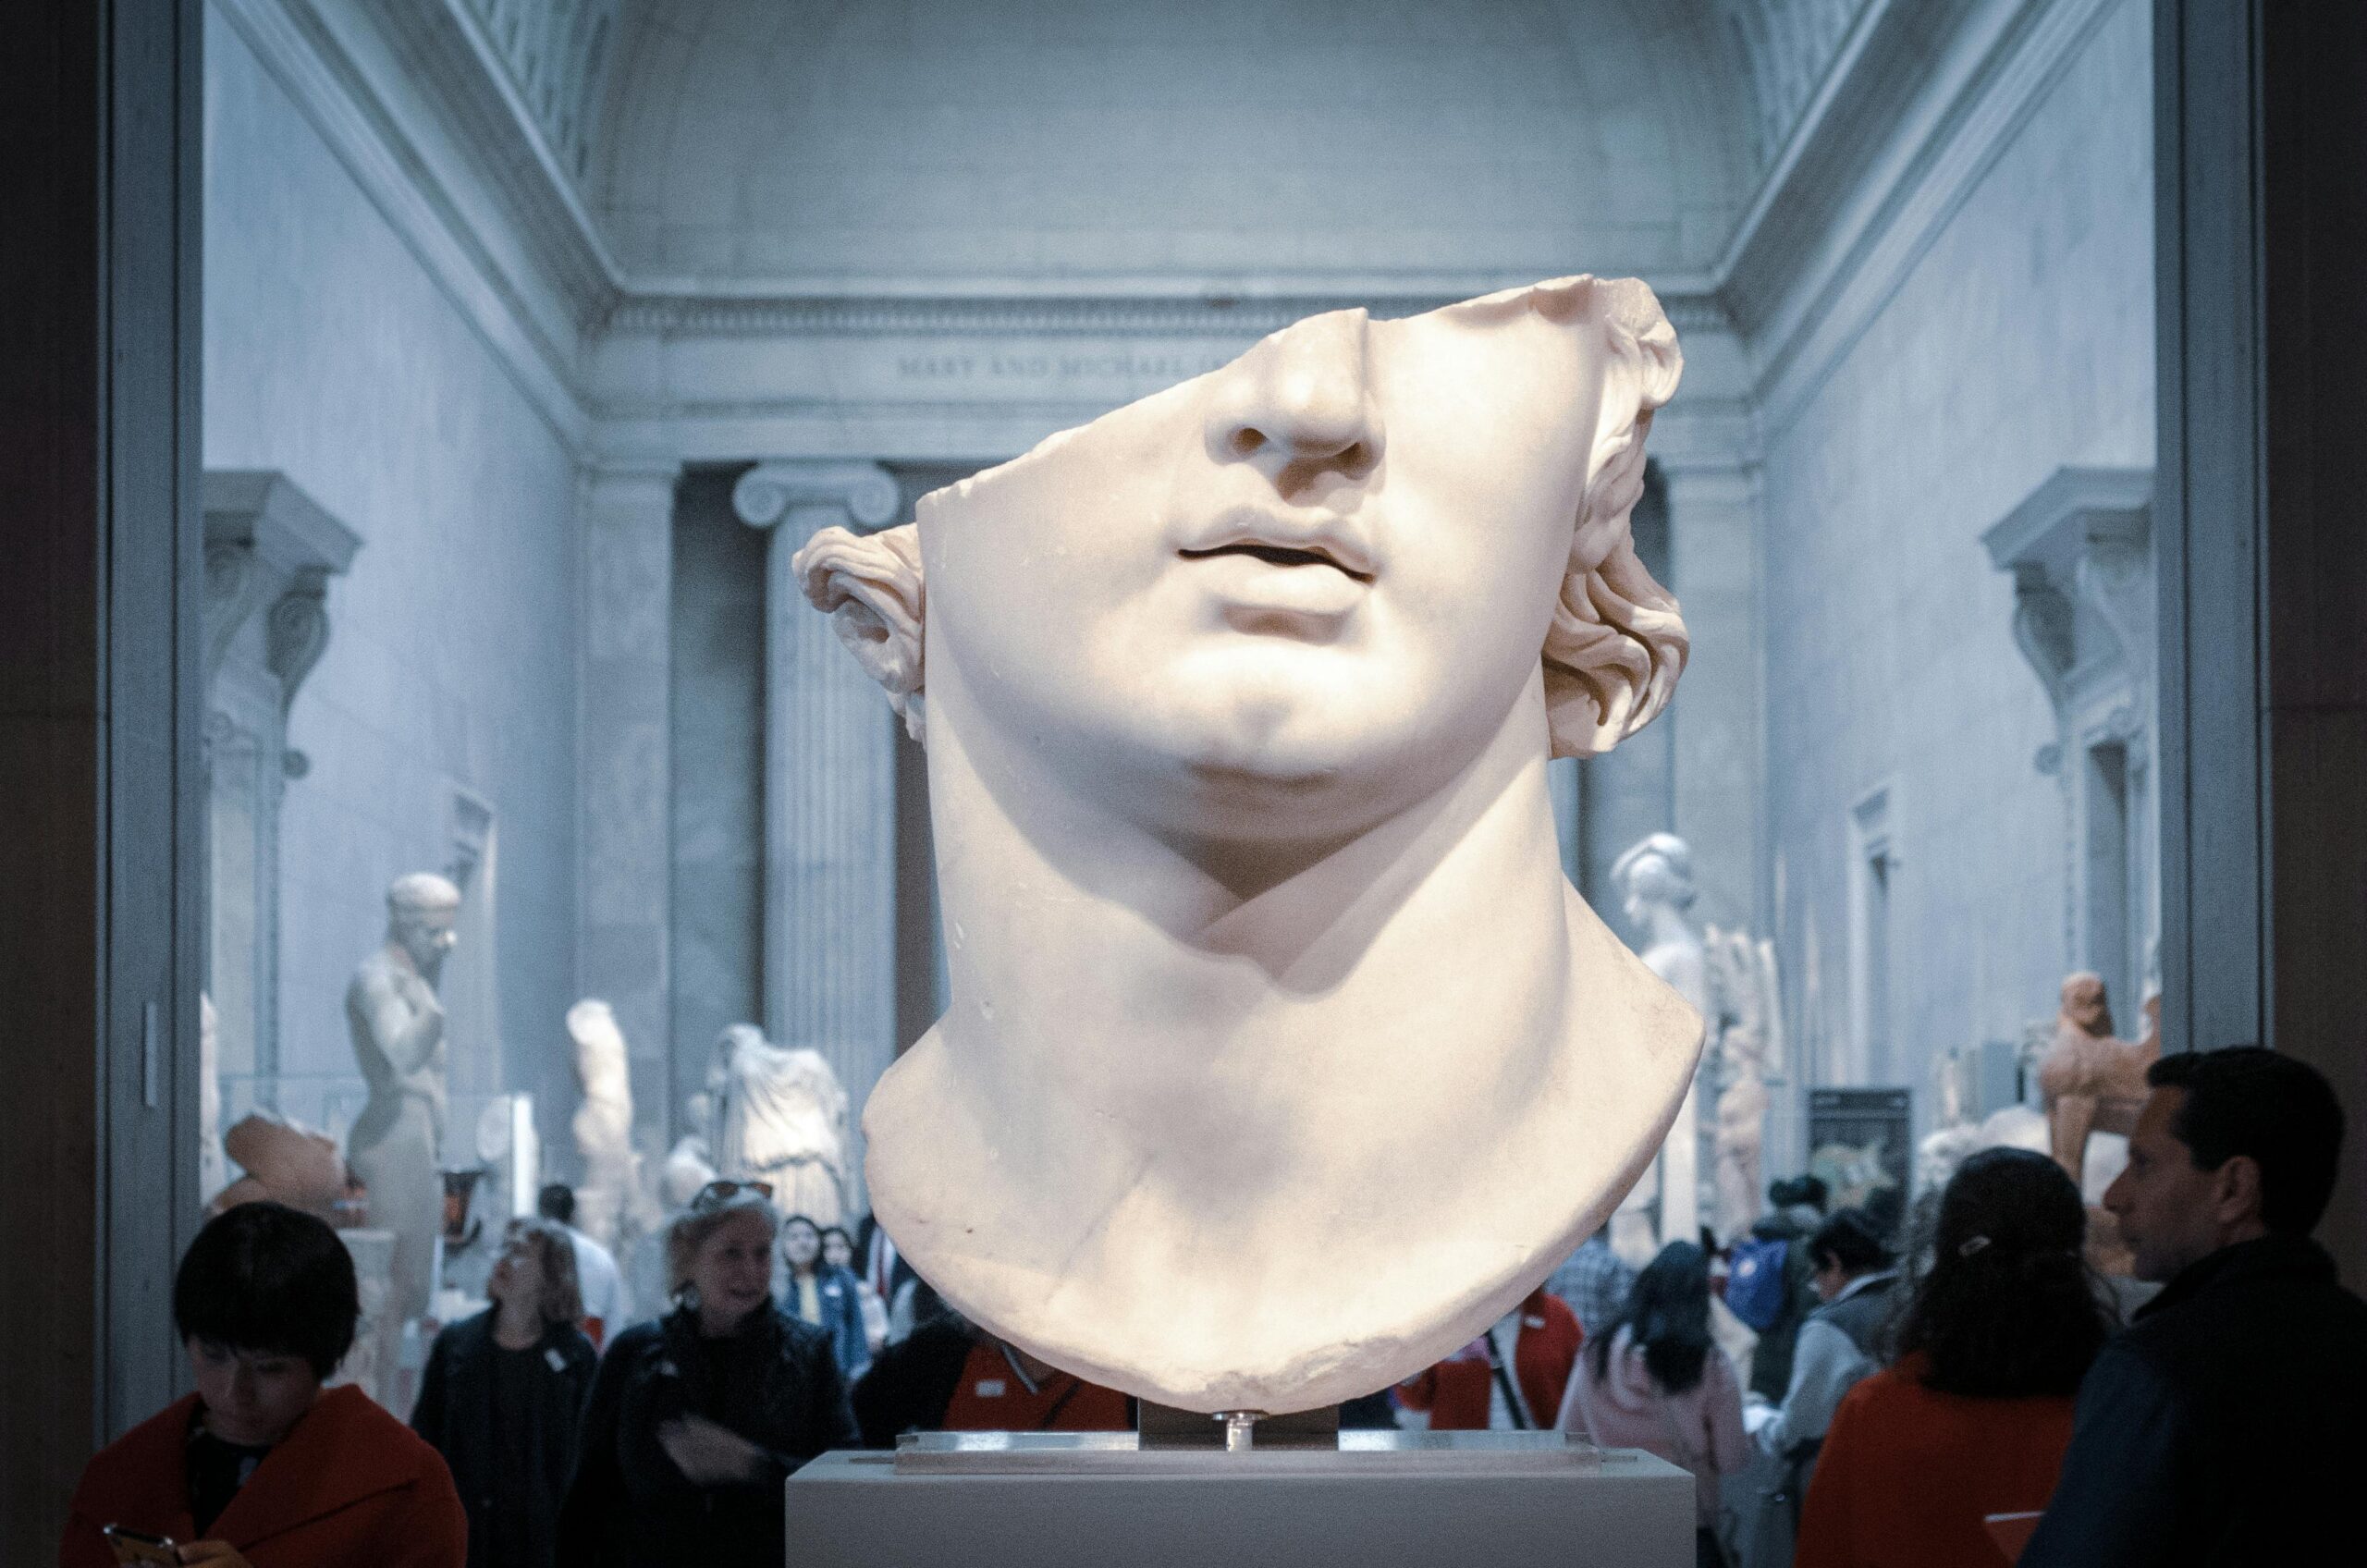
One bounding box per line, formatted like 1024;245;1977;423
1175;506;1376;582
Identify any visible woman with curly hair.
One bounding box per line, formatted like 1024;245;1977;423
1795;1148;2116;1567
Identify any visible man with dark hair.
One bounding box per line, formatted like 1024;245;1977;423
2024;1046;2367;1566
61;1202;465;1565
540;1180;630;1346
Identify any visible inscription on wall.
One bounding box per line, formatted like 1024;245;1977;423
894;349;1239;384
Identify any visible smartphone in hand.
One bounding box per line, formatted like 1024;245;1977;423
102;1525;178;1565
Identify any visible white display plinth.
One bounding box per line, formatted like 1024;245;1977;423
786;1433;1694;1568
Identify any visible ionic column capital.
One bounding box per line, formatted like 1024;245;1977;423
731;460;899;533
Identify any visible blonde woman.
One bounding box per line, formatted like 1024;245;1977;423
411;1218;597;1568
558;1182;858;1568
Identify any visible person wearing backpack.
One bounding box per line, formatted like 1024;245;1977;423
1735;1208;1896;1563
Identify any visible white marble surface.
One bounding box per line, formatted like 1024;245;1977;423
796;278;1702;1411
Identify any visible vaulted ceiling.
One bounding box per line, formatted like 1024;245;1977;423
453;0;1874;286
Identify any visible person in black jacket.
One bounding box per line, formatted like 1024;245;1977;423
412;1217;598;1568
2022;1046;2367;1567
557;1181;858;1568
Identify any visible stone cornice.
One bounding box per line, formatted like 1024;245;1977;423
605;290;1735;340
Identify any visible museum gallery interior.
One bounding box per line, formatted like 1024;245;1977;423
4;1;2364;1563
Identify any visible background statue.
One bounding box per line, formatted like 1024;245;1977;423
794;276;1698;1413
199;991;227;1206
1703;925;1780;1242
706;1023;851;1227
567;998;657;1250
344;872;460;1339
2036;972;2156;1186
1613;833;1711;1250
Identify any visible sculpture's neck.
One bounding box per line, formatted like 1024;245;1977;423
1641;902;1697;950
925;681;1576;1172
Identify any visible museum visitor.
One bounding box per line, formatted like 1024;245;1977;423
411;1219;599;1568
779;1213;872;1385
2021;1047;2367;1566
59;1203;465;1566
1556;1242;1750;1567
555;1182;857;1568
536;1183;631;1349
1793;1148;2110;1567
1744;1207;1899;1506
1395;1286;1584;1431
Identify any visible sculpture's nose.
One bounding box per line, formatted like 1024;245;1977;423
1204;309;1384;491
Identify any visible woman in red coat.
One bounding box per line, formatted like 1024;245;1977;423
60;1202;464;1567
1795;1149;2116;1568
1395;1287;1581;1430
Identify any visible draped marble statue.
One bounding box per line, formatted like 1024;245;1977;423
706;1023;852;1228
792;276;1699;1413
345;872;460;1338
567;998;658;1250
1703;925;1780;1243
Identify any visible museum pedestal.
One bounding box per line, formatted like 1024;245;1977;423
786;1434;1694;1568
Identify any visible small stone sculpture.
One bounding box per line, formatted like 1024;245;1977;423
2036;972;2156;1183
567;998;657;1250
794;276;1699;1412
345;873;460;1341
706;1023;851;1228
1613;834;1711;1248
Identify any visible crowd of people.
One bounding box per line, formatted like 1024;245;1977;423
57;1045;2367;1567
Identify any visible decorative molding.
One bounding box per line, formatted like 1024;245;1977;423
202;470;362;778
608;289;1734;341
1735;0;2126;435
212;0;596;449
1981;464;2153;770
732;461;901;534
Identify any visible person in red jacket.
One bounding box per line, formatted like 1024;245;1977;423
1395;1286;1582;1430
60;1202;464;1568
1795;1149;2114;1568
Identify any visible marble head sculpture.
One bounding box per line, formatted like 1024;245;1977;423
794;276;1702;1413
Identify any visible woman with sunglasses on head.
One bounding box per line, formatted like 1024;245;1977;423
556;1182;859;1568
411;1218;597;1568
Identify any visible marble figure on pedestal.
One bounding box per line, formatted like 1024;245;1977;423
792;276;1701;1413
345;872;460;1340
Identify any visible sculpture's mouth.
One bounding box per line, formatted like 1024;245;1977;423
1175;504;1378;583
1177;541;1373;582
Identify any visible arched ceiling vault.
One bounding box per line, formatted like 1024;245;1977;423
452;0;1873;289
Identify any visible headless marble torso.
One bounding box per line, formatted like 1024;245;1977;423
865;663;1704;1414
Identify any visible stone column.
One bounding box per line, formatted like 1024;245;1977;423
1664;459;1772;1211
733;460;901;1213
579;461;681;1152
1662;461;1763;937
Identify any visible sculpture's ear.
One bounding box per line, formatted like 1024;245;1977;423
791;523;926;740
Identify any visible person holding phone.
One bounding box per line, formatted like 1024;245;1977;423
557;1182;858;1568
60;1202;465;1567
